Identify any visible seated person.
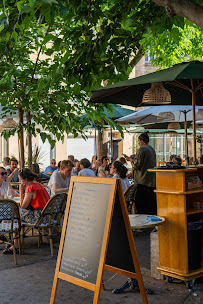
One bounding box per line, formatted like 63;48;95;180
48;160;74;197
90;155;98;174
71;160;81;176
110;161;130;193
97;155;109;177
78;158;96;177
7;158;19;183
68;155;76;166
44;159;58;175
3;168;50;254
0;167;16;199
3;157;10;170
32;163;50;180
119;157;130;169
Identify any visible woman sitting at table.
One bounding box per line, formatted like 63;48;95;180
110;161;130;193
97;155;109;177
3;168;50;254
0;166;16;199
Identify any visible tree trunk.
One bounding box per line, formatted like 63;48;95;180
152;0;203;30
18;107;24;168
97;131;103;159
26;111;32;170
97;131;108;158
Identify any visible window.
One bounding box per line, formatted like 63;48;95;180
145;51;153;63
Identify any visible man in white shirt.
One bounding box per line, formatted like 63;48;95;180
78;158;95;177
48;160;74;197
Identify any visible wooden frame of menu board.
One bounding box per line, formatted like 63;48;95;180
50;176;148;304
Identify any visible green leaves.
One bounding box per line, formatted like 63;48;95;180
1;0;203;152
29;0;37;7
17;1;24;12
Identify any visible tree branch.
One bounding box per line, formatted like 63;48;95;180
30;26;50;82
151;0;203;30
84;0;92;46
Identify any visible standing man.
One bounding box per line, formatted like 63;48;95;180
48;160;74;197
44;159;58;175
133;131;157;215
7;158;19;183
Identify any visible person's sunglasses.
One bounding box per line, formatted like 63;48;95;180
1;172;7;176
105;158;108;161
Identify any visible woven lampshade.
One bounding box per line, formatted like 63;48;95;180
0;125;6;132
2;118;18;128
117;121;129;125
189;123;201;129
157;112;175;121
142;82;171;104
168;122;180;129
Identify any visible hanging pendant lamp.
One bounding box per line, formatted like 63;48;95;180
142;82;171;104
2;118;18;128
168;122;181;129
189;123;201;130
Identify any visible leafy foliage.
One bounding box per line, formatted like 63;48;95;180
0;0;203;148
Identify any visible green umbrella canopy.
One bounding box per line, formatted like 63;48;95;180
81;104;135;125
131;127;202;134
90;61;203;107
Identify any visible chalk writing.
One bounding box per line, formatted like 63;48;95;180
60;182;112;284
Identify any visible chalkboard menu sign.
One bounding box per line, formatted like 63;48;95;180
50;177;148;304
106;192;135;273
60;182;112;284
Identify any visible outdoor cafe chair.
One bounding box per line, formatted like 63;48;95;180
43;184;51;196
21;193;67;257
124;184;138;214
0;199;21;264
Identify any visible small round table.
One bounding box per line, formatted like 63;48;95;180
129;214;165;230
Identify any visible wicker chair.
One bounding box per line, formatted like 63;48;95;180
0;199;21;264
21;193;67;257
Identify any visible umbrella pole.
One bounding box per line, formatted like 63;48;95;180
183;111;188;162
94;129;97;156
191;80;197;163
110;127;113;162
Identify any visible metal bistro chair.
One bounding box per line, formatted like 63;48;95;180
124;184;138;214
0;199;21;264
21;193;67;257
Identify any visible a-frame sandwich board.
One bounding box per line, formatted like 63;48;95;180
50;176;148;304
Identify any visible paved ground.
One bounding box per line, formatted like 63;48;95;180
0;231;202;304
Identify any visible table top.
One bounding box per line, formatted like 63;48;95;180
129;214;165;229
11;197;20;204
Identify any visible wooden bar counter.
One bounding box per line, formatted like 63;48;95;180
148;167;203;281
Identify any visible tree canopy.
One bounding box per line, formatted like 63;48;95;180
0;0;203;151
